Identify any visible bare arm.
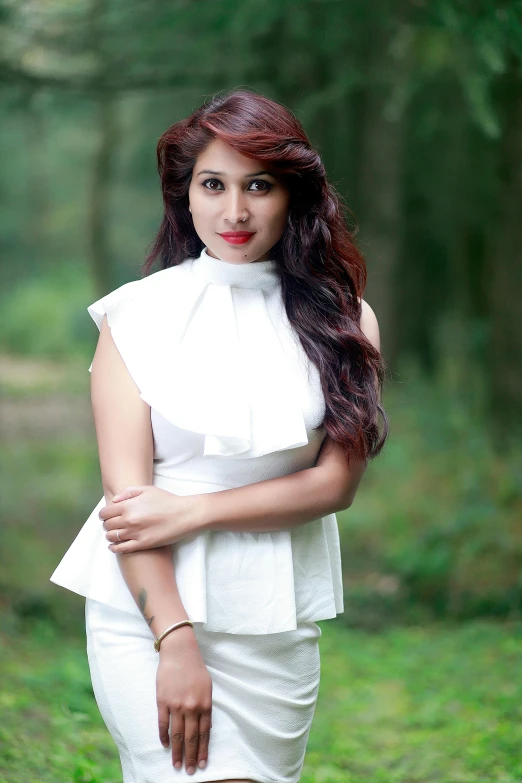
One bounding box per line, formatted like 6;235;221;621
91;314;191;639
91;314;212;772
198;434;367;533
102;298;381;548
198;297;380;533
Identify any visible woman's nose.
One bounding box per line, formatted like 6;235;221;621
223;190;249;224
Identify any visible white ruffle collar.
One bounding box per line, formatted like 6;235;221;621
88;246;311;459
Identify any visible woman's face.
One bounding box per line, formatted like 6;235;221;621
188;138;290;263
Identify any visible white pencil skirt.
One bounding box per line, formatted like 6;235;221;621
85;598;322;783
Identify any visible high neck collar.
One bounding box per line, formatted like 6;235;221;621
190;247;279;292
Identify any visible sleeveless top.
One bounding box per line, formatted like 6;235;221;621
50;247;344;634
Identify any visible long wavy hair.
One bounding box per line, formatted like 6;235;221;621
143;89;388;463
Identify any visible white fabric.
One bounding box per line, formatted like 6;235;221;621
50;247;345;634
86;598;321;783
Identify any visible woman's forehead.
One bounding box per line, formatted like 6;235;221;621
194;139;272;177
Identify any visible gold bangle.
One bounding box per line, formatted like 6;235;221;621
154;620;194;652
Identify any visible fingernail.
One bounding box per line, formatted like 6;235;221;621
198;759;207;768
174;761;182;769
186;766;195;774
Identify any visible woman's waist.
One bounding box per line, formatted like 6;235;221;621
152;447;322;495
153;465;304;495
152;470;234;495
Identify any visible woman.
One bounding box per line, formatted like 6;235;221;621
51;88;388;783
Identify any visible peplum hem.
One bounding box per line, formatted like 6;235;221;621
50;473;344;635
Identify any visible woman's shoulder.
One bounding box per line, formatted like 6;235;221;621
126;259;193;296
357;297;380;352
88;260;193;324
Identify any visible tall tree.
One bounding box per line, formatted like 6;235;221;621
357;11;411;372
489;57;522;444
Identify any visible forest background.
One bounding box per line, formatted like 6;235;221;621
1;1;522;781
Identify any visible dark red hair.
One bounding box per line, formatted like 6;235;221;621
143;89;388;463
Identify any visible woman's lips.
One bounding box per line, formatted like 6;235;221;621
218;232;255;245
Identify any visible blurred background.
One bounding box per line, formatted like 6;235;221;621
1;1;522;781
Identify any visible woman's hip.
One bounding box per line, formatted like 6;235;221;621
85;598;321;782
85;598;321;710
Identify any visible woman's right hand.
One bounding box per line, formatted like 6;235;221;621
156;626;213;773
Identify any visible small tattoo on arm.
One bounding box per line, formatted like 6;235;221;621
138;588;155;627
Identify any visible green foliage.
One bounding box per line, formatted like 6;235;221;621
338;361;522;627
0;266;96;358
1;0;522;437
0;434;100;627
0;622;121;783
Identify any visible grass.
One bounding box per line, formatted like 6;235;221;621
0;619;120;783
1;617;522;782
305;620;522;783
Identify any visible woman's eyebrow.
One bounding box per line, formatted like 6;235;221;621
196;169;273;178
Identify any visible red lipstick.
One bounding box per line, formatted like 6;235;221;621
218;232;255;245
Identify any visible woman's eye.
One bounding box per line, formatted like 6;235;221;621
202;179;224;191
201;178;271;192
248;180;271;192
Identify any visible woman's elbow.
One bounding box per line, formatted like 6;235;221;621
335;492;354;513
336;461;368;511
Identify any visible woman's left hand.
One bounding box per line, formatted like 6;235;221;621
99;486;203;553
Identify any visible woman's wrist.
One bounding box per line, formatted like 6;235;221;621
158;623;198;654
191;493;214;533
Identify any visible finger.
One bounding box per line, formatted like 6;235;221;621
197;710;211;769
102;514;125;532
107;540;139;554
158;701;170;749
105;528;128;544
99;507;123;528
112;486;147;502
170;712;184;770
108;537;155;554
183;713;200;774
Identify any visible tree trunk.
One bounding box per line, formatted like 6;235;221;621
85;0;118;298
28;92;50;267
489;63;522;445
358;82;404;372
87;93;117;298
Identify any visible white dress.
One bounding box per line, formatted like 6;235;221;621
50;247;344;783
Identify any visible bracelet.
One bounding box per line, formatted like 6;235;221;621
154;620;194;652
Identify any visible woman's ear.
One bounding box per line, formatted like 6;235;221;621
188;205;192;214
